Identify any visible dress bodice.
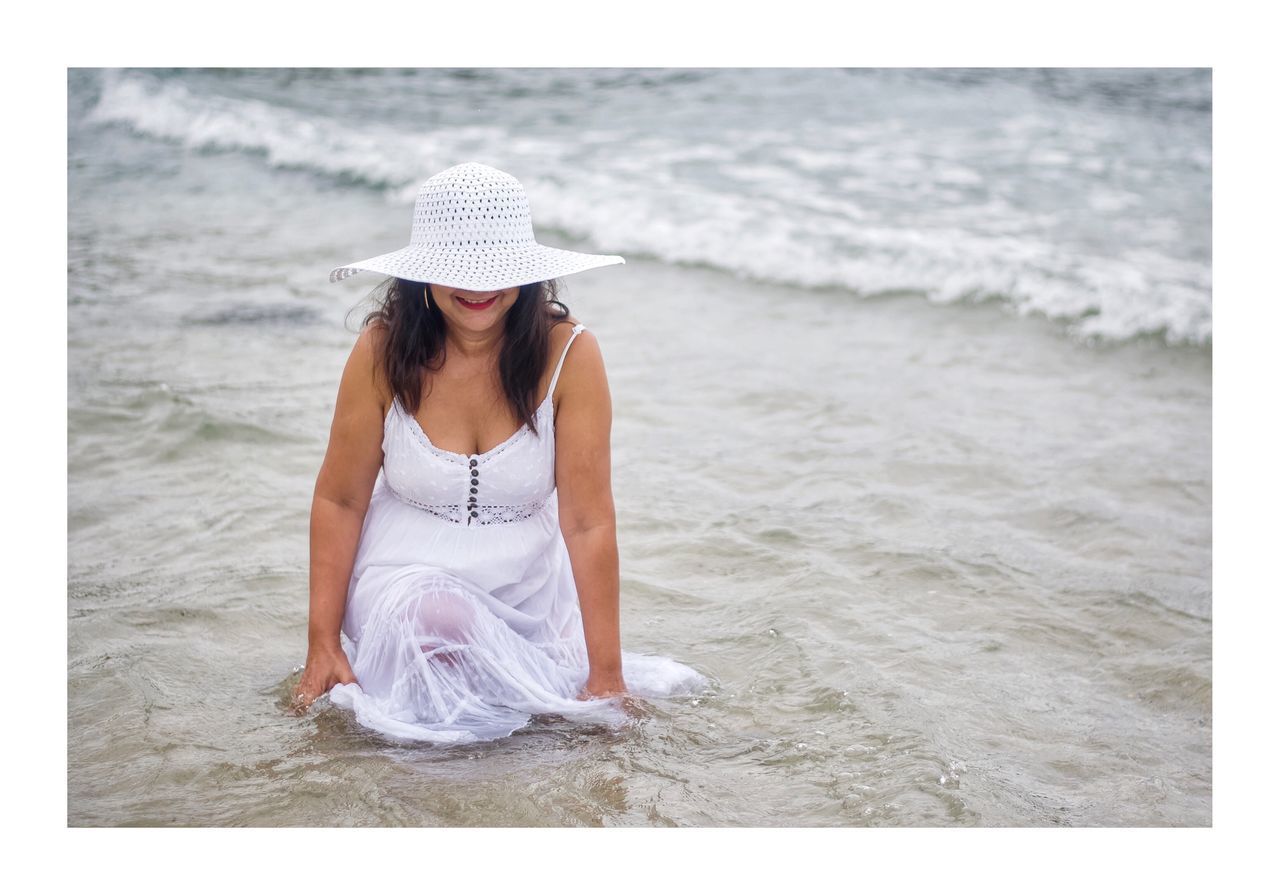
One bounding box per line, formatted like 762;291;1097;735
379;322;584;527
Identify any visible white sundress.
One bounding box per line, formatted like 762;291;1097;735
328;323;707;744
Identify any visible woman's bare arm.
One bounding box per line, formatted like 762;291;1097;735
552;328;626;697
292;324;389;710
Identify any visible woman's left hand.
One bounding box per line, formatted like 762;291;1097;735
576;670;628;700
577;673;653;720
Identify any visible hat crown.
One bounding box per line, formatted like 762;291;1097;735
410;162;538;249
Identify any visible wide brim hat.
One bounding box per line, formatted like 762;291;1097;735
329;162;625;291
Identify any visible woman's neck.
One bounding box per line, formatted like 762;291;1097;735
443;325;503;363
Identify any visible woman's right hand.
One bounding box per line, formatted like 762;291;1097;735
290;643;357;714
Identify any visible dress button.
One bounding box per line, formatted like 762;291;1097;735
469;459;478;468
470;478;479;486
469;487;478;494
470;510;478;518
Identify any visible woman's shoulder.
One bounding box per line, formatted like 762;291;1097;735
546;304;599;363
549;312;595;356
547;312;605;395
356;320;392;365
547;311;586;350
353;320;394;410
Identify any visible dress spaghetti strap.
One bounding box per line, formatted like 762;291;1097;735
547;322;586;403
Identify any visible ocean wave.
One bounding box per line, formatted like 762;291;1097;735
83;69;1211;347
86;69;434;189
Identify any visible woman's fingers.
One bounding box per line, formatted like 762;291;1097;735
288;685;315;715
290;665;324;714
575;683;631;701
290;654;357;715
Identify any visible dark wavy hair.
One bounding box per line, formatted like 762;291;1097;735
358;277;570;438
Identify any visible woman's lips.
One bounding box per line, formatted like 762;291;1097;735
455;295;498;311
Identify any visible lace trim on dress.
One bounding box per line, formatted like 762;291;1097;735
388;488;553;526
475;497;554;525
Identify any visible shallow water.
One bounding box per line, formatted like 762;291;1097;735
68;69;1210;826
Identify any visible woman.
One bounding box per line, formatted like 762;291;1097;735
291;163;703;744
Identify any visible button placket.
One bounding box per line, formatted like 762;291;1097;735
466;457;480;524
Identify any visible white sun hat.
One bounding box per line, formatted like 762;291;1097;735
329;162;625;290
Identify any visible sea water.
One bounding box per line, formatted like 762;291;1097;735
68;68;1210;826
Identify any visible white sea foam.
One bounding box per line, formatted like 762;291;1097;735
86;69;1211;346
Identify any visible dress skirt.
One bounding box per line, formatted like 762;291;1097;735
327;471;707;744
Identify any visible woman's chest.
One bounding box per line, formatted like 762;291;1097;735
381;399;557;523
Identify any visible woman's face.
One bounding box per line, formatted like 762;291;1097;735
429;283;520;334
